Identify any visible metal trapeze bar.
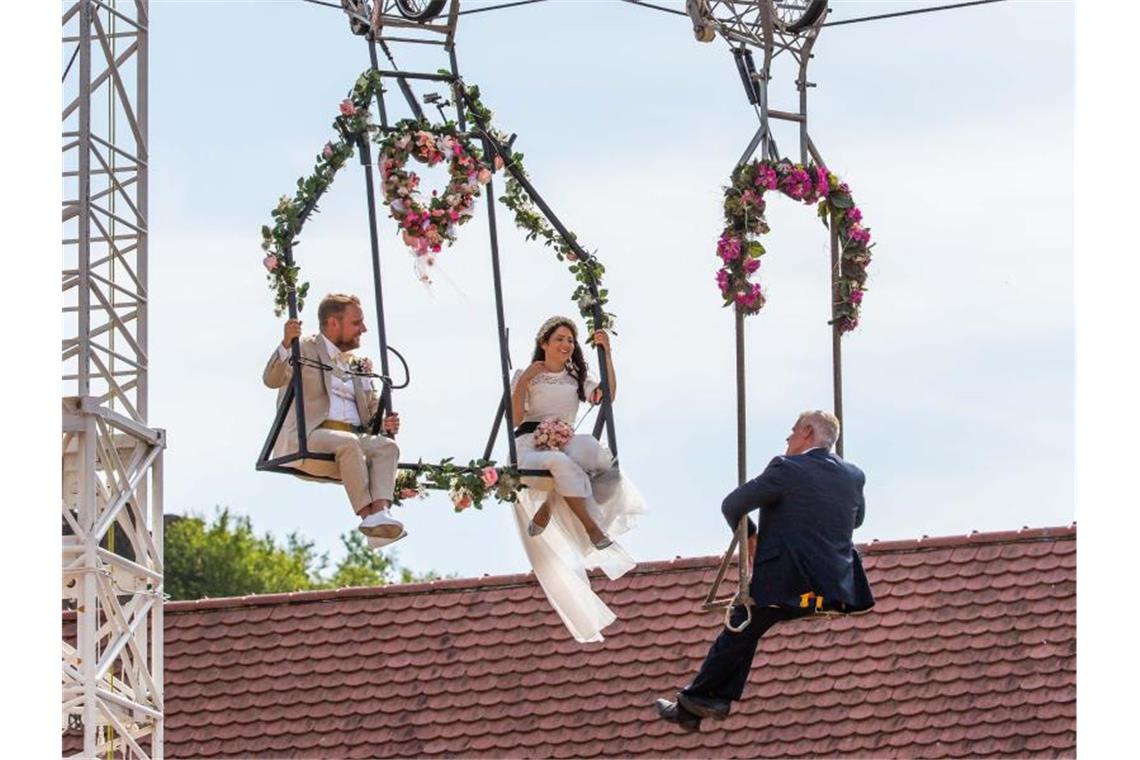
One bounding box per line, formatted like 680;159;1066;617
257;382;294;467
356;149;395;433
483;397;506;462
829;216;845;456
481;168;520;467
375;42;426;122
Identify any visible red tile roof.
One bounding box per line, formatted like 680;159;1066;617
65;525;1075;758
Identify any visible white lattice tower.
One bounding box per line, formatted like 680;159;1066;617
62;2;165;757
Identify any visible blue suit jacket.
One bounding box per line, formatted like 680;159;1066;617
722;448;874;612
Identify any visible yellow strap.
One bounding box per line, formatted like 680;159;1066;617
799;591;826;610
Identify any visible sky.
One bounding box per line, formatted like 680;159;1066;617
128;0;1077;580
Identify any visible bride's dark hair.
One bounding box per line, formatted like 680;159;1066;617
532;318;588;402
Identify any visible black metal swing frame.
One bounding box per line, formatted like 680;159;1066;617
255;36;620;485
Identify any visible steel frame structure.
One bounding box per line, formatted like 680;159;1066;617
257;0;620;485
690;1;843;617
62;1;164;758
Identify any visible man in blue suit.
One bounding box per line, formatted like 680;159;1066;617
655;410;874;731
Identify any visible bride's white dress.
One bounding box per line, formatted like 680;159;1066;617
510;368;648;643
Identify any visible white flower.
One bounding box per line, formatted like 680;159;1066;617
578;293;596;310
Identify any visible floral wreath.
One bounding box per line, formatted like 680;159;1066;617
258;70;616;338
391;459;524;512
717;159;873;333
376;119;499;283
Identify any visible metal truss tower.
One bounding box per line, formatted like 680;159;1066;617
62;2;165;757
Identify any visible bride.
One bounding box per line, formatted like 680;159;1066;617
508;315;647;643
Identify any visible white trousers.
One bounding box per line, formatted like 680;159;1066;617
307;427;399;513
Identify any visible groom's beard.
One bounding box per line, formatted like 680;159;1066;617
334;335;361;351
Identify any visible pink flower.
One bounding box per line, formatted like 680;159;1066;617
755;164;778;190
448;209;460;222
481;467;499;487
717;235;742;263
399;487;419;500
452;491;473;511
565;251;578;262
323;142;335;159
494;155;505;171
262;255;279;272
477;168;492;185
815;166;829;197
715;268;730;292
339;99;356;117
743;258;760;274
781;167;811;201
734;283;764;310
534;419;574;450
849;225;871;246
850;289;864;305
847;207;863;224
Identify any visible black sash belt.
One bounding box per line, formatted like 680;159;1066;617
514;421;540;436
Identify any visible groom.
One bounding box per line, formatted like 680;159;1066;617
655;410;874;731
263;293;406;548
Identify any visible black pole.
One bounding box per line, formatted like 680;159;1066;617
448;44;466;132
830;218;845;457
735;305;746;485
258;382;295;466
367;42;389;129
281;241;311;456
355;135;395;435
482;171;519;466
458;91;619;458
374;41;429;120
483;397;507;462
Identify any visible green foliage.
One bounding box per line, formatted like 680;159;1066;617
259;70;384;316
164;508;317;600
164;507;440;601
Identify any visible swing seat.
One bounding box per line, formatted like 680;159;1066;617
281;456;343;483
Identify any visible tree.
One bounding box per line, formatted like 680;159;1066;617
164;507;440;601
324;530;441;588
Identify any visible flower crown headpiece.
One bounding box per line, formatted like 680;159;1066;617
536;316;577;344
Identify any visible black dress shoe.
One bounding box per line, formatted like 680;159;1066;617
654;699;700;732
678;692;731;720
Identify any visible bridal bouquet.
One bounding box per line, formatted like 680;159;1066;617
533;419;574;451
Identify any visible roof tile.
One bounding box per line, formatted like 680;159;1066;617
70;525;1073;758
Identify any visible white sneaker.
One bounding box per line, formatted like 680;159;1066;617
358;510;404;540
367;529;407;549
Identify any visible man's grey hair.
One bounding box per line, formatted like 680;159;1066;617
797;409;841;449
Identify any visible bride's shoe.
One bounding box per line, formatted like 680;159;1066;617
528;503;552;537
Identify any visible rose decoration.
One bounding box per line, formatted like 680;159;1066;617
376;120;493;283
532;419;574;451
716;158;872;332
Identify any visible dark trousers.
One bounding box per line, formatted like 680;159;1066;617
681;605;812;702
